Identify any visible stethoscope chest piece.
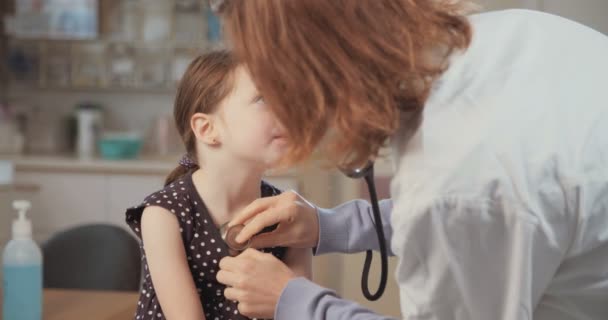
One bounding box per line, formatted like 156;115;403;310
219;223;251;256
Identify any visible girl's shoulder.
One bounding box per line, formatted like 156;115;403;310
125;174;197;239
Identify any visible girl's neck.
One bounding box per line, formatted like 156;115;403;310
191;163;264;226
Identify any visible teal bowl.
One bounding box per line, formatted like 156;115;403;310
98;136;143;160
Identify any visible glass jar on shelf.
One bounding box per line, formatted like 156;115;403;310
41;41;71;88
101;0;141;41
135;44;170;89
141;0;173;42
71;42;106;87
107;42;136;88
173;0;206;45
171;47;201;86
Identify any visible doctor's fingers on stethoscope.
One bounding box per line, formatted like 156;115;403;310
228;191;319;249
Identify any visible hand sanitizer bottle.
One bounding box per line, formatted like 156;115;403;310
2;200;42;320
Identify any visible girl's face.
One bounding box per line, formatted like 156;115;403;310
214;66;289;168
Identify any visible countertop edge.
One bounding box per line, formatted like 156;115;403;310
1;155;298;177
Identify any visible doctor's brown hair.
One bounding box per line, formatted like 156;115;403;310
217;0;473;169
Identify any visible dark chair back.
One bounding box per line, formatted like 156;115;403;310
43;224;141;291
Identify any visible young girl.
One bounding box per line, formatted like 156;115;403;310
125;50;312;320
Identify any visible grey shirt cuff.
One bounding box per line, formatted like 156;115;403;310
275;277;396;320
314;206;349;255
314;199;394;255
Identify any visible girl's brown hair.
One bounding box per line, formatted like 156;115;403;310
165;50;238;186
218;0;473;169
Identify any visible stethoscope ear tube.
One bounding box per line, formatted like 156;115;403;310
361;164;388;301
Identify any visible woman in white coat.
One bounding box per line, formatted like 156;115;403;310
213;1;608;319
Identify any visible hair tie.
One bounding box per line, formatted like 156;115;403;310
179;154;198;169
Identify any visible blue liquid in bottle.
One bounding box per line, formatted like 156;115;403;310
3;264;43;320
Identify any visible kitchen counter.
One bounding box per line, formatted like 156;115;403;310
0;183;40;192
1;154;298;176
2;154;180;175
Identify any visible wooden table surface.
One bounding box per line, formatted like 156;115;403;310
0;289;139;319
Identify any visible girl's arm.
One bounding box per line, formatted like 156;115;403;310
282;247;313;279
141;206;206;320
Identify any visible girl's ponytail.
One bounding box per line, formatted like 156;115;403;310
165;154;199;186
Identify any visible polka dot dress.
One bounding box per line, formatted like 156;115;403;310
126;172;286;320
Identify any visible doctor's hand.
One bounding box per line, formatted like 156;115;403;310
229;190;319;249
217;248;296;318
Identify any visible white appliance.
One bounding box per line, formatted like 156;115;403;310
76;105;103;159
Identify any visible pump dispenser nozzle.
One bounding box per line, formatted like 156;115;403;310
12;200;32;239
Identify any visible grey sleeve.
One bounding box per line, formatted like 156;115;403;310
275;277;398;320
314;199;394;256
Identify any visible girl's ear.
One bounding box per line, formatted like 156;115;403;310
191;113;221;146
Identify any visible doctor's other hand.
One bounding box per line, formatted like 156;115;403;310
229;190;319;249
217;248;296;318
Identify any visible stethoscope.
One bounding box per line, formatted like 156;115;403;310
219;162;387;301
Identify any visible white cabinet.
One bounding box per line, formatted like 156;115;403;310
14;171;166;242
15;172;107;242
106;174;165;230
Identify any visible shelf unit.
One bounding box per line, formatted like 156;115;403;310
3;0;222;93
